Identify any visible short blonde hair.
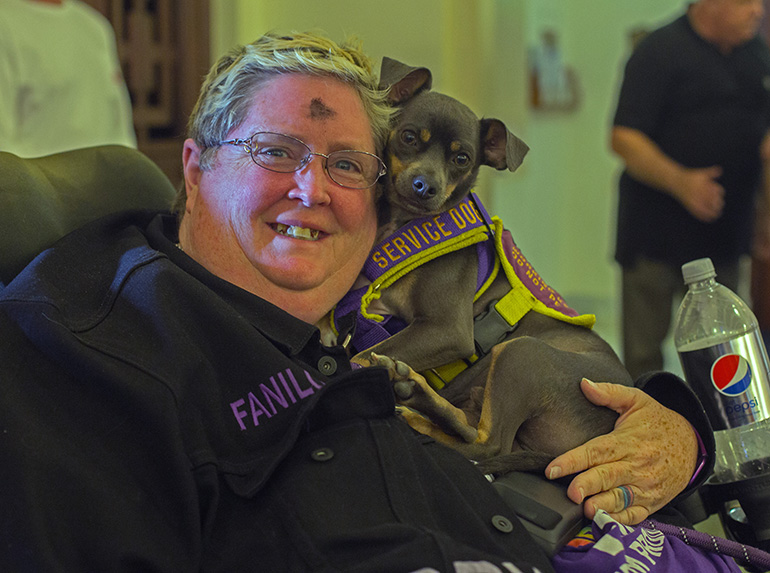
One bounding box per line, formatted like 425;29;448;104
176;31;393;213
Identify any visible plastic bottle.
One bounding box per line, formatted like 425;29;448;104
673;257;770;484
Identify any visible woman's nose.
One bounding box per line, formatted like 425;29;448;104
287;155;332;206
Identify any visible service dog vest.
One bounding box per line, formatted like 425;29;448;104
332;194;595;389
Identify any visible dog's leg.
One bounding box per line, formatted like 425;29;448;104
471;332;626;473
358;250;479;373
368;352;479;444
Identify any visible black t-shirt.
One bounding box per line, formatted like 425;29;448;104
613;14;770;267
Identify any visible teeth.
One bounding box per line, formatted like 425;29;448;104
274;223;320;241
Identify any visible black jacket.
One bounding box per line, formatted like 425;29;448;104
0;211;712;572
0;211;558;572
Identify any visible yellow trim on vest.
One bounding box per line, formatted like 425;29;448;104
350;212;596;390
360;225;491;322
490;216;596;329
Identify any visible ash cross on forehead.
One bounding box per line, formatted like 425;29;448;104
309;98;337;120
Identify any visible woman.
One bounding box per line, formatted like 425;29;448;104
0;32;707;572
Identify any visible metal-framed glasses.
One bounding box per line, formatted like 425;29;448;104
218;131;387;189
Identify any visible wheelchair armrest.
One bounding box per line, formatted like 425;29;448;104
492;471;585;556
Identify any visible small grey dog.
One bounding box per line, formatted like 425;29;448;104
334;58;632;476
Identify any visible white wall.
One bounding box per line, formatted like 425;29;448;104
209;0;689;345
504;1;685;343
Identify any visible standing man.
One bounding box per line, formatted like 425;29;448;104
611;0;770;378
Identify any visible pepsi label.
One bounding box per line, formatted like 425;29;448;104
678;330;770;431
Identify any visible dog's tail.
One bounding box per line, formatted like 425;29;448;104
475;451;554;477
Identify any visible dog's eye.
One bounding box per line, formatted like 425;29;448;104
400;130;417;146
454;153;471;167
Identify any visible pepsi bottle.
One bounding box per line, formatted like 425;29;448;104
674;258;770;484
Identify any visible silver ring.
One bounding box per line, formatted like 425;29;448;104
618;485;634;510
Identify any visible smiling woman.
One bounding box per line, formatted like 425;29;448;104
178;73;382;324
0;30;716;573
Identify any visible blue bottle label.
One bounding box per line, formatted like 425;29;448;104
678;331;770;430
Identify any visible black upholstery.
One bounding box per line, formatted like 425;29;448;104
0;145;177;285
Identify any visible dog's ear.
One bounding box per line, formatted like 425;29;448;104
379;56;432;104
480;119;529;172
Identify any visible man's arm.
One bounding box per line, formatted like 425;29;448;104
762;131;770;203
752;131;770;261
610;126;725;223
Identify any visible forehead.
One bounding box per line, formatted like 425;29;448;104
399;92;480;141
714;0;760;12
239;74;374;149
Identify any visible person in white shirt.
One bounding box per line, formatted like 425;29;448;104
0;0;136;157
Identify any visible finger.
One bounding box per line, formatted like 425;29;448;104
545;434;614;482
584;487;650;525
615;485;635;512
582;486;629;517
705;165;723;180
560;458;632;506
577;378;642;416
585;500;650;526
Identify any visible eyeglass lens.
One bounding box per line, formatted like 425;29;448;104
248;132;383;189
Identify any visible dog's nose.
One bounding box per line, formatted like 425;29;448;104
412;176;437;199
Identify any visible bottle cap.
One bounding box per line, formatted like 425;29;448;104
681;257;716;284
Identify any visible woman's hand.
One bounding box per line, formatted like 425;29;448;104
545;379;698;525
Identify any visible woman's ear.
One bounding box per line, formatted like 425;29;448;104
182;138;203;214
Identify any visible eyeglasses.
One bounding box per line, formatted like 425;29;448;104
217;131;387;189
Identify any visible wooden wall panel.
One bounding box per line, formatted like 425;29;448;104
83;0;210;187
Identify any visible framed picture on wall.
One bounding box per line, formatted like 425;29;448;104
528;29;580;111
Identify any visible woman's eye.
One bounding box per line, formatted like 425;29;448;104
332;158;363;174
258;146;291;159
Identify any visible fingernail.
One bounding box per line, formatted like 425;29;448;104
578;487;586;503
583;378;596;387
549;466;562;480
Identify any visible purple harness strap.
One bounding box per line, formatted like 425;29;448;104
475;238;496;293
333;286;407;351
362;194;493;282
643;519;770;571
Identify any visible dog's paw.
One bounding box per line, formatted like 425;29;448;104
369;352;416;399
351;354;373;368
370;354;479;445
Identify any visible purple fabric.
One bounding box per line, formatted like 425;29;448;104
332;285;407;351
362;194;491;282
643;519;770;571
352;314;407;352
475;240;495;293
335;286;368;321
552;511;741;573
500;228;580;318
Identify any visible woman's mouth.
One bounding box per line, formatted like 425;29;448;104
272;223;321;241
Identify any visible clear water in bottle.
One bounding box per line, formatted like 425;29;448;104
674;258;770;484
